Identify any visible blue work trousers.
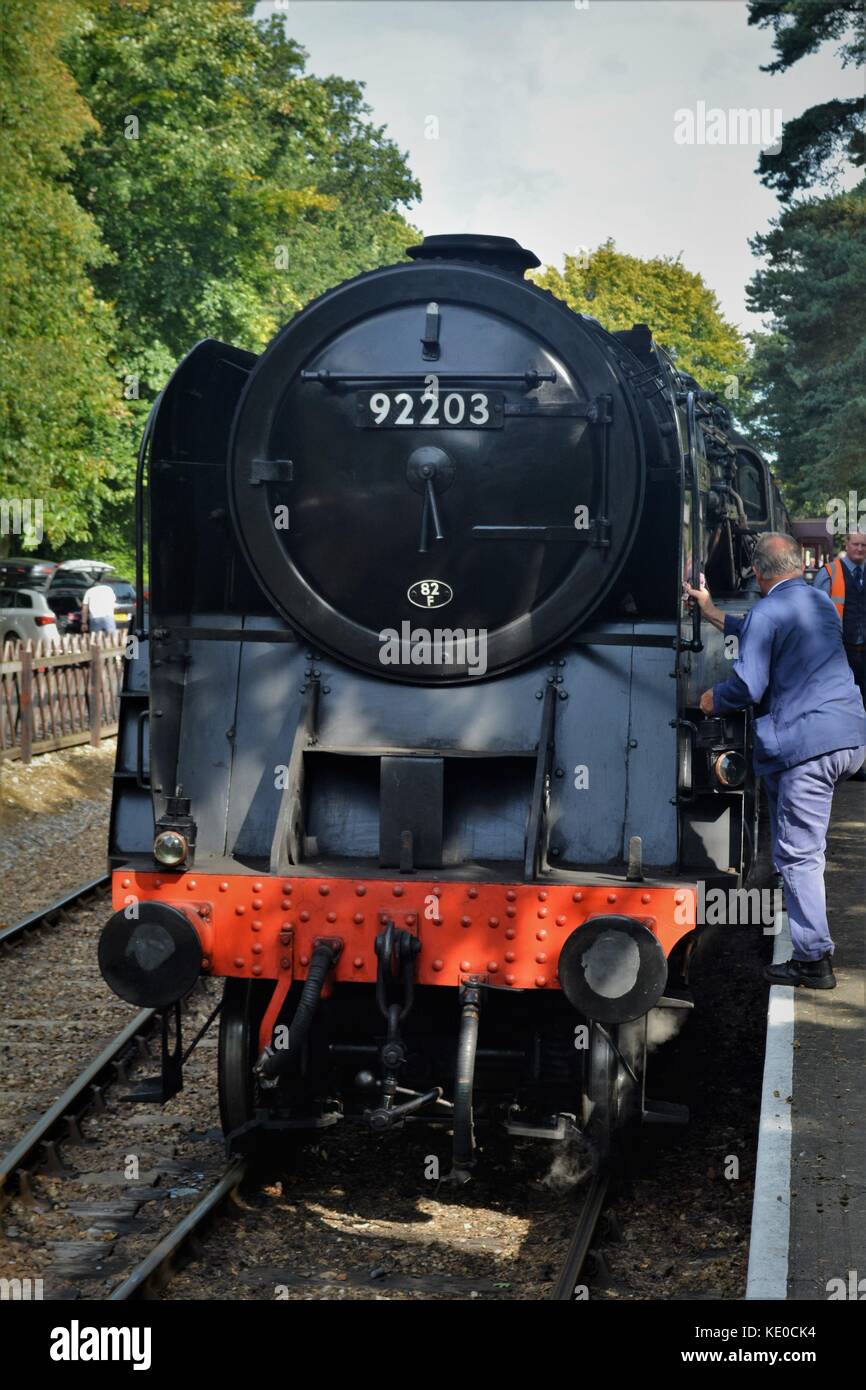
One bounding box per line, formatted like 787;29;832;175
763;745;866;959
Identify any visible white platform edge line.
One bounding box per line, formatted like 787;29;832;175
745;909;794;1301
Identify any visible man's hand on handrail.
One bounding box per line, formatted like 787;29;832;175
683;580;726;633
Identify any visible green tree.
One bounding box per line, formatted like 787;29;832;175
744;183;866;512
743;1;864;510
748;1;864;199
533;241;748;396
65;0;420;397
53;0;419;573
0;0;127;557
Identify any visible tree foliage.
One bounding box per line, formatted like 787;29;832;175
0;0;127;555
533;241;748;397
64;0;421;397
748;1;865;198
743;182;866;512
744;1;864;510
0;0;421;573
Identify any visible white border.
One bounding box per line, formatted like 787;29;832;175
745;909;794;1300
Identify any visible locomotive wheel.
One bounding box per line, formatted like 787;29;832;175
583;1020;644;1166
218;978;271;1137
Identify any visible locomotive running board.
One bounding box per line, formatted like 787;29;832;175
654;992;694;1009
642;1099;689;1127
502;1113;581;1141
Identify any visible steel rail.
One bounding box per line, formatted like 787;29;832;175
109;1159;249;1300
0;873;110;947
0;1007;155;1201
549;1167;610;1300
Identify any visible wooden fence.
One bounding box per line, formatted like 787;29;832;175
0;634;126;764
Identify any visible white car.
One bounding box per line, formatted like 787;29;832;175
51;559;115;580
0;586;61;648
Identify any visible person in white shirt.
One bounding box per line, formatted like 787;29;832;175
82;581;117;636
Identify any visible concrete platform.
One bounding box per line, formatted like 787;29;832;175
747;778;866;1300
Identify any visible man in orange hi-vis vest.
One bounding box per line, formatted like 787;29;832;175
814;531;866;780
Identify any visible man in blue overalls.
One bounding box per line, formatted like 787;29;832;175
686;533;866;990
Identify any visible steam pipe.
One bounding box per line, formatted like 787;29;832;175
256;940;341;1082
448;985;481;1181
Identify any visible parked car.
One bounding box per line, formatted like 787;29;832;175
47;572;136;628
105;577;136;627
45;589;85;635
0;558;57;590
0;587;61;647
47;561;114;592
47;570;93;594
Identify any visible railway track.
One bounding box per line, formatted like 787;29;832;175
0;1006;154;1206
0;979;226;1298
1;973;611;1302
0;885;628;1304
109;1160;248;1300
549;1168;610;1300
0;879;761;1301
109;1155;611;1302
0;873;110;948
0;874;623;1303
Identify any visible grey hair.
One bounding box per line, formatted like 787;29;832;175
752;532;802;579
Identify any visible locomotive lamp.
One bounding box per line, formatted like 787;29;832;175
98;903;202;1008
713;751;747;788
153;829;188;866
153;794;197;867
557;916;668;1024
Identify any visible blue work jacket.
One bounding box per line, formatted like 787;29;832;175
713;577;866;774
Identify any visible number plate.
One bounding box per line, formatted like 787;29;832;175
357;389;504;429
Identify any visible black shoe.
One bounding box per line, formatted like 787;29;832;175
764;955;836;990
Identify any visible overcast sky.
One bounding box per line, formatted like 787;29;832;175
255;0;860;333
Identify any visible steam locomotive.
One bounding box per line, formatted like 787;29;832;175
99;234;789;1173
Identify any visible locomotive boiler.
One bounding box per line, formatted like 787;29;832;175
99;234;789;1173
